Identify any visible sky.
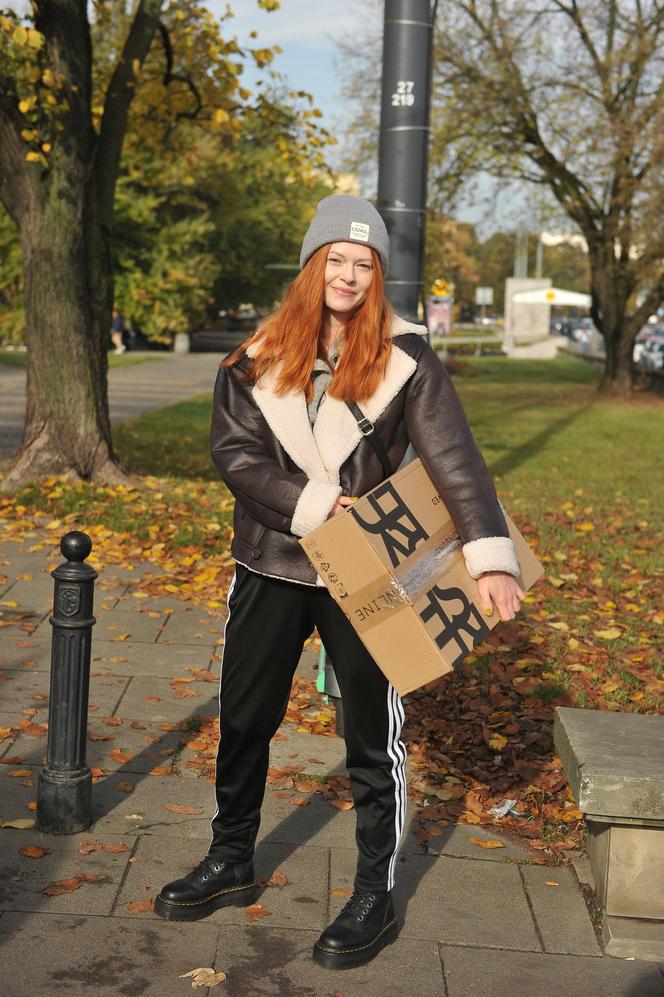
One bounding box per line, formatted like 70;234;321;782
207;0;364;131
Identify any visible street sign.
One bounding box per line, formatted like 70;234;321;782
475;286;494;306
432;278;450;297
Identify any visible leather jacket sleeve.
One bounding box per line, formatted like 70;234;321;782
403;342;510;545
210;364;310;534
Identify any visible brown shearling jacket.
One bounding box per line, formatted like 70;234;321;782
210;317;519;587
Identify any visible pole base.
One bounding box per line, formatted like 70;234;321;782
36;767;92;835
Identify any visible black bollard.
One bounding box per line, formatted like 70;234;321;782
36;531;97;834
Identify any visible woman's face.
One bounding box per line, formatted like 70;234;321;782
324;242;375;316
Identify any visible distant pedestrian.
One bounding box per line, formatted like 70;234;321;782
110;308;126;354
154;195;525;969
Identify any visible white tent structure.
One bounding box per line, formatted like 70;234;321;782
511;287;591;307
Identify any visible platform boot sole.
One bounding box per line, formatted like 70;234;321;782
312;919;399;970
154;882;260;922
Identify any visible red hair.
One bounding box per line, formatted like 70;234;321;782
223;246;393;403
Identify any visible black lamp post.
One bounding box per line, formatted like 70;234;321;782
377;0;438;324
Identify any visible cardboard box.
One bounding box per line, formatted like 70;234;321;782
300;458;543;696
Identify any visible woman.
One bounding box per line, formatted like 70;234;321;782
155;195;525;969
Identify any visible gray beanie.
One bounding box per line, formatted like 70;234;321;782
300;195;389;275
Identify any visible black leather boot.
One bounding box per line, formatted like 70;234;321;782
154;855;258;921
313;890;398;969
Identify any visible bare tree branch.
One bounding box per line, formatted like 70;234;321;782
95;0;164;225
157;21;202;121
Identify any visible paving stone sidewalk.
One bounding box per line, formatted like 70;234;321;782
0;538;663;997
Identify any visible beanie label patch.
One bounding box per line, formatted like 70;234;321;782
349;221;370;242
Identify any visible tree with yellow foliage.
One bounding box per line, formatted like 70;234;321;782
0;0;326;487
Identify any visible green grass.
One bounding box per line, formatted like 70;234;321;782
115;395;215;480
535;681;570;703
457;356;662;534
0;350;167;369
107;352;168;368
0;350;28;367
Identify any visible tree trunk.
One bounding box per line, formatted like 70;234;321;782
1;163;124;491
600;330;635;395
588;244;635;396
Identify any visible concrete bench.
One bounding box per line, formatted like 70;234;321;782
553;707;664;961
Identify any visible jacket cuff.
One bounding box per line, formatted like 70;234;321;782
462;536;520;580
291;480;343;538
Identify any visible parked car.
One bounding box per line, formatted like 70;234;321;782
639;335;664;372
633;324;664;365
557;318;582;339
570;318;596;343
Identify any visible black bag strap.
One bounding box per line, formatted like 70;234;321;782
345;401;391;479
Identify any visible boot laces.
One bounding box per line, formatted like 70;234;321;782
193;855;225;882
341;891;378;922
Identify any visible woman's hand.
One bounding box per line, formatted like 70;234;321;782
476;571;525;622
328;496;356;518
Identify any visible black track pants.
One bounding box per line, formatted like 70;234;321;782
208;564;407;892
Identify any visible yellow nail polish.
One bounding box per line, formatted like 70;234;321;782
484;607;493;617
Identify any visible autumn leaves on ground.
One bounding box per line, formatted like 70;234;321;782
1;356;662;867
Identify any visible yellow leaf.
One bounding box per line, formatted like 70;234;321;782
26;27;44;48
488;732;507;751
577;522;595;531
545;881;559;887
547;576;566;588
594;627;622;640
179;967;227;989
602;680;621;693
7;769;31;778
549;621;569;632
468;837;504;849
514;656;539;668
112;633;130;642
1;818;35;829
13;25;28;45
18;95;37;113
213;108;230;124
